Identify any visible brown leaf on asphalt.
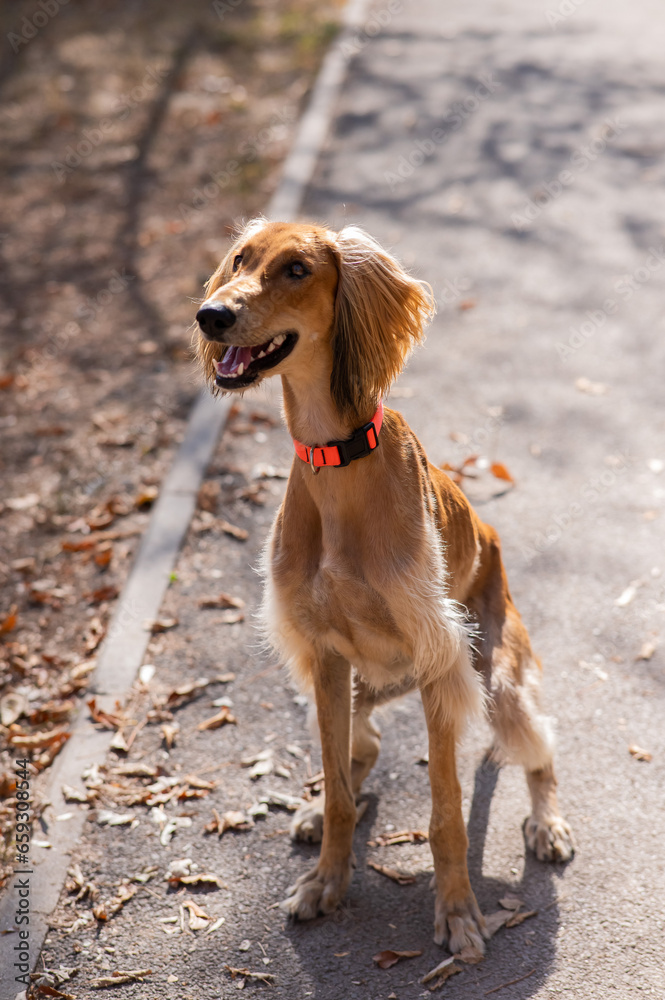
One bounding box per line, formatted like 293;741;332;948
197;705;237;730
198;592;245;610
145;616;178;633
484;910;513;937
111;762;159;778
90;969;152;988
179;872;225;888
225;965;275;985
29;699;76;725
368;829;429;847
182;900;213;931
161;722;179;748
367;861;416;885
629;744;652;762
164;677;209;709
0;604;18;634
93;883;137;921
219;519;249;541
236;483;268;505
204;808;253;836
86;585;119;605
197;480;220;513
455;943;484;964
96;809;136;827
35;985;75;999
87;698;124;729
498;894;523;911
505;908;538;928
135;485;158;508
422;955;457;984
636;641;657;661
372;949;422;969
490;462;514;484
62;784;90;804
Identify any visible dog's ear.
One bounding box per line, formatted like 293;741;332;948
194;217;268;387
329;226;435;418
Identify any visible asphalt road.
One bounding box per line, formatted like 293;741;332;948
31;0;665;997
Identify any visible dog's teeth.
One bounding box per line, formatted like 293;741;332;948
267;342;276;353
274;334;285;346
237;363;244;375
257;350;266;359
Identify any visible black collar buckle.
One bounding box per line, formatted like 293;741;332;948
334;419;379;467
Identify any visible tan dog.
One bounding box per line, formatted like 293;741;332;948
196;218;574;954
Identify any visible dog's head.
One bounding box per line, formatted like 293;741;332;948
196;219;434;418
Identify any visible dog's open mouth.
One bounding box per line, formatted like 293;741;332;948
214;331;298;389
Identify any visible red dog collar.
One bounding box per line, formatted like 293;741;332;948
293;401;383;473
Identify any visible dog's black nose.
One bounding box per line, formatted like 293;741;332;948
196;303;236;338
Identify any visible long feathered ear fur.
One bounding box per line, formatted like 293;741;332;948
329;226;435;418
194;217;267;387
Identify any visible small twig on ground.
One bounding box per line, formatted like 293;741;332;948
484;968;536;995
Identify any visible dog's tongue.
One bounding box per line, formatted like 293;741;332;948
217;345;252;376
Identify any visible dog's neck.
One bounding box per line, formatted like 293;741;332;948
281;371;375;448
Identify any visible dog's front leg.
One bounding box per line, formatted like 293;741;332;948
282;651;355;919
421;683;488;954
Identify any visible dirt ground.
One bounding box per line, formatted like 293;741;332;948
0;0;340;889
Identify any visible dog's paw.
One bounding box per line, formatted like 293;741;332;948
525;814;575;862
280;861;353;920
433;889;488;955
290;797;325;843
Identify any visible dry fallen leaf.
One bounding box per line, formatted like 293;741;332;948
629;744;652;762
505;908;538;928
367;861;415;885
368;829;428;847
204;808;253;836
87;698;124;730
197;706;237;730
90;969;152;988
490;461;515;484
422;955;463;987
198;593;245;610
373;949;422;969
165;677;209;709
225;965;275;985
0;604;18;635
220;519;249;541
636;641;657;661
92;883;136;921
1;690;27;726
182;900;211;931
161;722;179;748
145;617;178;633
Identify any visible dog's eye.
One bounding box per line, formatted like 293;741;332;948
232;254;242;272
287;261;308;279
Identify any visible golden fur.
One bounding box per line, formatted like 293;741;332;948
196;219;574;953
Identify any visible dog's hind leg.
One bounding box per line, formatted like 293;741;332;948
469;527;575;863
290;673;383;844
282;651;356;918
